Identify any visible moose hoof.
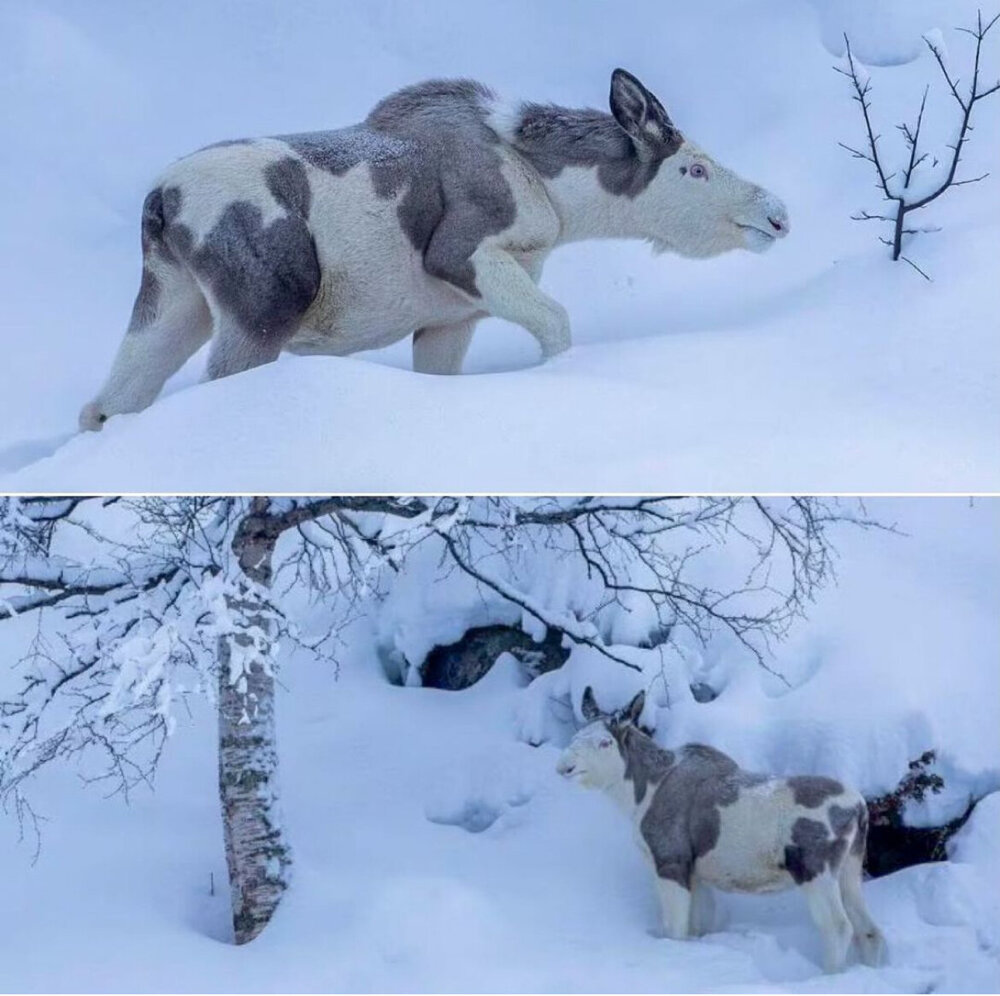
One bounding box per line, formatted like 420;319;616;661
79;402;109;433
540;335;571;360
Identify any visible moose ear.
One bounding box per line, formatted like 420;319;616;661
624;689;646;725
581;686;601;722
609;68;681;160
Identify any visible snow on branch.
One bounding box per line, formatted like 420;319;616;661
0;495;434;835
836;10;1000;276
410;497;887;683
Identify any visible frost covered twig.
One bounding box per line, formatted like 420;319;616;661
432;524;642;671
420;497;884;682
836;11;1000;272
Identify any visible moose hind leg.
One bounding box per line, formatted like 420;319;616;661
412;317;479;375
653;876;692;941
80;260;212;431
206;315;290;381
802;872;853;974
839;853;885;967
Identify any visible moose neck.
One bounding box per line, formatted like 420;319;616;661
595;761;639;816
615;726;675;814
542;169;650;244
505;104;659;245
601;726;676;816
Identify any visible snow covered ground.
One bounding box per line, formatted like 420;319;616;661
1;498;998;993
1;0;998;491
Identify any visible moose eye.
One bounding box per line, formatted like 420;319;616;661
688;162;708;179
599;738;612;749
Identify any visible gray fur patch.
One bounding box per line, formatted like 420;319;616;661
264;157;312;218
156;185;194;261
851;802;868;858
140;187;166;255
282;80;516;297
615;725;673;805
616;732;762;888
511;103;670;197
787;775;845;808
366;79;516;296
161;185;183;226
140;185;193;265
279;124;410;177
828;803;856;837
783;816;850;884
200;138;254;151
367;78;496;130
128;267;160;330
189;200;320;340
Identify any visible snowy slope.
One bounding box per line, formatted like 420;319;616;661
1;0;998;491
1;499;998;993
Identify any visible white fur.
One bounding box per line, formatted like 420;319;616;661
539;140;788;255
654;877;692;940
411;317;480;375
801;871;854;974
165;141;292;240
485;94;525;146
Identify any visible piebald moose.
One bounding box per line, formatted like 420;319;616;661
557;688;885;974
80;70;789;430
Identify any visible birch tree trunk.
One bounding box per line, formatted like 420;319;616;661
218;500;291;945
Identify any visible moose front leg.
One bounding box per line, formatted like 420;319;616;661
468;245;570;358
689;877;715;937
654;876;692;940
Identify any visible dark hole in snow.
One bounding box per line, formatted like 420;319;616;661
689;681;718;703
421;623;569;690
864;750;979;878
865;814;975;877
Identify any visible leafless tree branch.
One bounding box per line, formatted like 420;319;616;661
837;12;999;268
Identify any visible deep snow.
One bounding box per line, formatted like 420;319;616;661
1;0;998;491
1;498;998;993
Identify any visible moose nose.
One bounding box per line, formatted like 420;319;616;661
556;760;576;777
764;200;789;237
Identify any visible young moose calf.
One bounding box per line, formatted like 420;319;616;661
557;688;885;974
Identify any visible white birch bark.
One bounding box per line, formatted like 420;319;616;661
218;501;291;944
